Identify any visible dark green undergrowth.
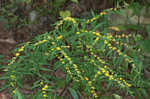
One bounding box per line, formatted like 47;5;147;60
0;7;150;99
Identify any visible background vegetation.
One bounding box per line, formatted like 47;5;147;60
0;0;150;99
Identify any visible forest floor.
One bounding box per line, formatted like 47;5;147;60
0;1;150;98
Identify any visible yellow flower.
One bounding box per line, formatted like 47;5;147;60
95;33;100;36
112;47;117;50
40;81;44;85
97;71;101;75
43;94;47;97
100;11;107;16
67;57;71;61
69;61;72;64
86;20;90;24
56;47;61;50
91;90;95;93
117;50;121;53
85;77;89;81
12;89;16;94
44;85;48;89
10;75;16;80
76;32;80;34
105;72;109;77
51;48;54;51
88;81;92;85
104;40;108;44
10;82;15;87
126;83;132;87
57;35;63;39
42;88;46;90
21;46;25;49
73;64;77;68
42;40;47;42
119;77;123;80
77;70;81;74
61;61;65;64
18;48;24;52
124;54;127;57
92;17;96;20
15;53;20;57
91;86;95;90
109;75;114;80
108;44;111;47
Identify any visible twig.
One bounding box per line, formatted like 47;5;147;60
0;38;16;44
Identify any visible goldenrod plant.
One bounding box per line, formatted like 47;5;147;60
0;8;150;99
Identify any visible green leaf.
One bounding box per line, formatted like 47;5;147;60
140;89;149;99
0;84;9;91
0;76;9;80
68;87;78;99
32;80;41;89
16;89;23;99
71;0;78;3
54;0;66;10
146;25;150;40
141;39;150;53
25;0;31;4
40;67;53;72
59;10;71;18
112;94;122;99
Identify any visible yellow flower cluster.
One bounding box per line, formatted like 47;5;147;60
92;31;102;46
8;42;29;66
90;58;131;87
54;32;100;98
55;17;77;29
40;80;48;98
86;16;100;24
56;55;80;82
87;45;114;80
80;29;88;33
50;40;84;81
87;45;132;87
60;50;84;80
8;57;17;66
115;34;132;39
99;11;107;16
85;77;98;98
63;17;76;24
75;32;82;48
10;74;16;88
77;38;82;48
89;59;114;81
104;34;135;68
74;30;132;87
106;33;129;49
110;33;132;49
8;42;29;92
86;11;107;24
109;8;117;11
34;39;48;46
118;77;132;87
18;46;25;52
